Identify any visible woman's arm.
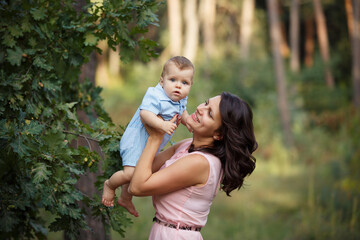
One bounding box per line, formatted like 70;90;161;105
130;146;210;196
151;138;192;173
129;117;209;197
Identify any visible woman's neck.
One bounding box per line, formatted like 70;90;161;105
191;136;214;149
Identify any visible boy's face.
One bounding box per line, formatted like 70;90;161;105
160;62;193;102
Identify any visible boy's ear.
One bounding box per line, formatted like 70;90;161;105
160;77;164;87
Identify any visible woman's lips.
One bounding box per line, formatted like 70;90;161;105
191;112;199;123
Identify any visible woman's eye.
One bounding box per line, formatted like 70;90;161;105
205;100;209;106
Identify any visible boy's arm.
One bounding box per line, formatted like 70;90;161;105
140;110;177;135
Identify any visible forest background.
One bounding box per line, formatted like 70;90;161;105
101;0;360;239
1;0;359;240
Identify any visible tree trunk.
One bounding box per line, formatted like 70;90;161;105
183;0;199;61
64;53;108;240
200;0;216;59
109;45;120;76
352;0;360;108
167;0;182;56
76;52;108;240
239;0;255;60
67;1;108;239
290;0;300;72
96;40;109;87
313;0;335;88
279;3;290;58
345;0;355;41
267;0;293;146
304;16;315;67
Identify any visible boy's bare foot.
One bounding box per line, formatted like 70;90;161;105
117;198;139;217
102;180;115;207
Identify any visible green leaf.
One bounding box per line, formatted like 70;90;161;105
29;37;37;48
84;33;98;46
69;54;84;67
32;163;51;184
66;164;84;175
6;47;23;66
10;136;31;157
43;131;66;151
26;100;42;117
33;56;54;71
22;121;44;135
21;181;36;199
21;18;32;32
66;102;78;109
2;33;16;48
30;8;46;20
8;25;23;38
67;207;82;219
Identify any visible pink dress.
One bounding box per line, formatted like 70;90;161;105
149;140;223;240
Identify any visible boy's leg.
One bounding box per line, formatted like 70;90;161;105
117;183;139;217
102;166;134;207
116;166;139;216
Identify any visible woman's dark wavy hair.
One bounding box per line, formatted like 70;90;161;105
189;92;258;196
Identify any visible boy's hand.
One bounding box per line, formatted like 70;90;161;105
161;116;178;135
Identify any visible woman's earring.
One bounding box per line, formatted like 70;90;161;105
214;135;222;141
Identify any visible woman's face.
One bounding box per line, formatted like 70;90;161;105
187;95;222;140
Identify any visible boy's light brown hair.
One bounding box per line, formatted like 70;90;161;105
161;56;195;82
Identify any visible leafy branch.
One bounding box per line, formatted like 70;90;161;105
0;0;160;239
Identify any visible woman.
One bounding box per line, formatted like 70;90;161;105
129;92;258;239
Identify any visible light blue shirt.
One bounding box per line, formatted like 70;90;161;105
120;83;187;166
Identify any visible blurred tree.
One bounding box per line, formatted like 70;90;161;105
345;0;355;41
279;3;290;58
290;0;300;72
183;0;199;61
240;0;255;60
351;0;360;108
109;45;120;76
267;0;293;146
200;0;216;59
313;0;335;88
304;15;315;67
167;0;182;56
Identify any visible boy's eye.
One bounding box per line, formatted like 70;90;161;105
182;81;189;85
170;78;175;82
